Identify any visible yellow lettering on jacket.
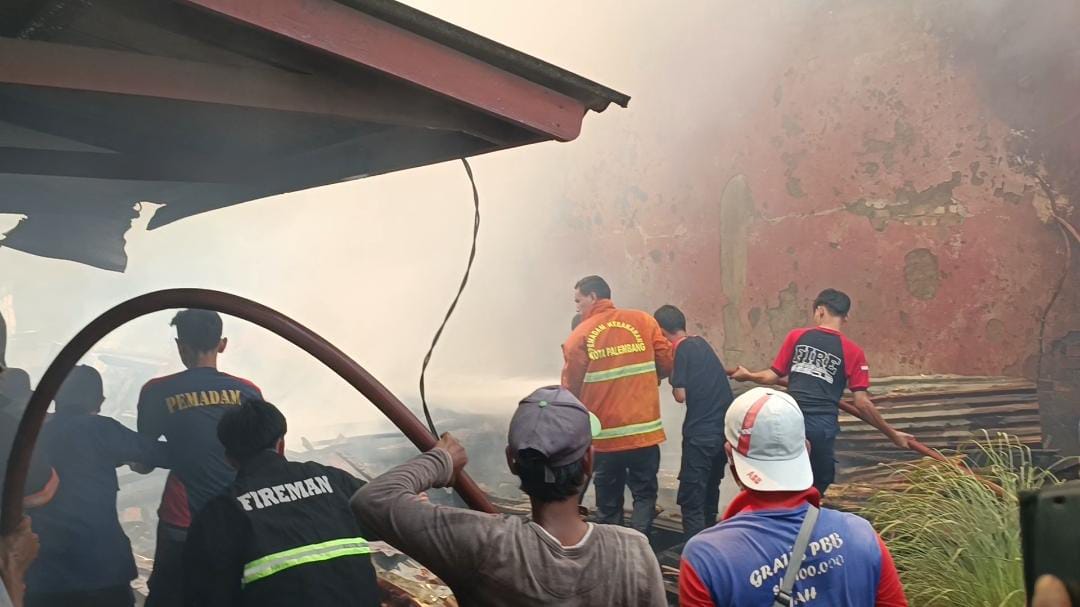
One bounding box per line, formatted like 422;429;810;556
586;320;646;361
165;390;246;413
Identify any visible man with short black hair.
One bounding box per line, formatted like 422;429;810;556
679;387;907;606
137;309;263;607
563;275;673;536
730;289;907;495
654;304;734;538
353;386;666;606
183;400;379;606
26;366;169;607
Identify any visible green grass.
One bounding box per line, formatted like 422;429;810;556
863;433;1060;607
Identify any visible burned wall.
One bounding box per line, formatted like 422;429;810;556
561;0;1078;380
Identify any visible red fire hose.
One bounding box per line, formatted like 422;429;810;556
836;399;1006;497
2;288;496;535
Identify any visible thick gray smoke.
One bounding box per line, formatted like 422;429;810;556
3;0;801;446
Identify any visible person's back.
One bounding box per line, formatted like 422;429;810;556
440;510;660;606
353;386;667;607
563;301;672;452
184;400;379;607
139;367;262;515
678;387;906;607
27;365;168;607
562;276;673;535
655;305;734;538
682;498;889;606
137;310;262;607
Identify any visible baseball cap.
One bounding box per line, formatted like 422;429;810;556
508;386;601;479
724;387;813;492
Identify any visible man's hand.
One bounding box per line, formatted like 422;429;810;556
433;433;468;484
891;431;914;450
1033;575;1074;607
0;516;40;606
729;365;752;382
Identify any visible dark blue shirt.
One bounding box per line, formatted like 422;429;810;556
27;412;169;594
671;336;734;439
137;368;262;526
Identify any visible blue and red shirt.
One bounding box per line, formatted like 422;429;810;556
137;367;262;527
679;488;907;607
771;327;870;418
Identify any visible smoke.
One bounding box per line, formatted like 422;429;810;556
0;0;825;450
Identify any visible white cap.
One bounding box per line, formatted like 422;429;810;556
724;387;813;492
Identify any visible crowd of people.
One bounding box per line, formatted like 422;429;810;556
0;281;1073;606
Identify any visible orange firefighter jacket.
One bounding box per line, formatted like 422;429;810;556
561;299;674;453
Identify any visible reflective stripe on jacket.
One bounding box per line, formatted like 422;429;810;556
562;299;673;452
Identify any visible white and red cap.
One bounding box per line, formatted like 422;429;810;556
724;387;813;492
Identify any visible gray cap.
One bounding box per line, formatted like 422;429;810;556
508;386;601;470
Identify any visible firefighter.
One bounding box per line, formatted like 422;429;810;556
135;309;263;607
562;275;673;536
182;400;379;606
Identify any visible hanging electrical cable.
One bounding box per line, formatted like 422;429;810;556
418;158;480;438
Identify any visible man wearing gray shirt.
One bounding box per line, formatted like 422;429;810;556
352;386;666;607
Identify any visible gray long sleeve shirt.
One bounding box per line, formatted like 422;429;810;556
351;449;667;607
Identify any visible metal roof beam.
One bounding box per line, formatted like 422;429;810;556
0;147;240;183
176;0;589;141
0;37;515;142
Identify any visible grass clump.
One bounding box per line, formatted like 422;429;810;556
863;433;1061;607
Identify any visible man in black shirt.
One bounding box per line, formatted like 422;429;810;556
183;400;379;607
136;309;262;607
27;366;168;607
654;305;735;538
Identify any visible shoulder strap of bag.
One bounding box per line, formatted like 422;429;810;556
772;505;820;607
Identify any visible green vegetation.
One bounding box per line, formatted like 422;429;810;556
863;433;1060;607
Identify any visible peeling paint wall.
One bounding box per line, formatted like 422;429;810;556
561;0;1078;380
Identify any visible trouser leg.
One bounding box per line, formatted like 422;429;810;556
678;436;723;538
592;450;627;525
625;445;660;536
146;523;187;607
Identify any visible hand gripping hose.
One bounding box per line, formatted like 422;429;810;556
2;288;496;534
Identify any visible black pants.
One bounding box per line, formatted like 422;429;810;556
146;522;187;607
805;416;839;495
678;435;727;538
592;445;660;536
27;585;134;607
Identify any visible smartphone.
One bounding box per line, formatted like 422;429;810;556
1020;480;1080;604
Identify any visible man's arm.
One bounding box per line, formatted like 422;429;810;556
561;336;588;398
183;498;245;607
132;385;166;474
641;549;668;606
678;558;716;607
875;535;908;607
135;384;164;438
652;323;674;380
852;391;910;448
350;434;490;588
670;343;688;404
100;417;170;470
730;329;799;386
729;366;783;385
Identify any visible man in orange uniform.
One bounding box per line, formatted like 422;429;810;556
562;275;673;536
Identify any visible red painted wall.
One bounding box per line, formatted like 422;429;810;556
562;1;1078;379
